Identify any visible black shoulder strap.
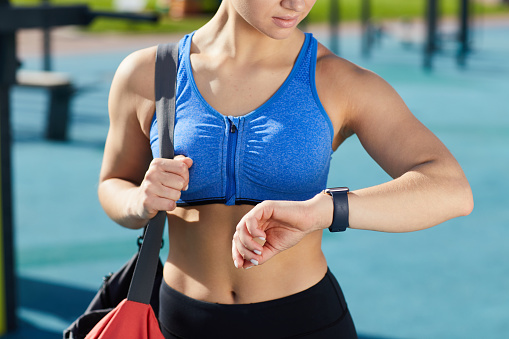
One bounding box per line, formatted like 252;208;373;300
127;42;178;305
155;42;178;160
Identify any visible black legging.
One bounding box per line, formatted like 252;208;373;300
158;268;358;338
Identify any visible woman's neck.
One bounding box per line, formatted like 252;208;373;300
193;1;304;65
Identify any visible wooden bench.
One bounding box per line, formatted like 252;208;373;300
16;70;75;140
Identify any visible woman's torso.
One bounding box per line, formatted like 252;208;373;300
164;205;327;304
149;31;338;304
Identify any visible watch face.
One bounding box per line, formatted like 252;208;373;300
326;187;349;194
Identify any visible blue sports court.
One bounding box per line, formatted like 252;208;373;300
4;18;509;339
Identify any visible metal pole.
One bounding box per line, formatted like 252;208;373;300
0;23;17;333
361;0;371;57
329;0;340;55
42;0;52;71
0;3;159;335
424;0;438;70
457;0;469;67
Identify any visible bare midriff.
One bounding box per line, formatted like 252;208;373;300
163;204;328;305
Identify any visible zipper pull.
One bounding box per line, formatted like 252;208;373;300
229;118;237;133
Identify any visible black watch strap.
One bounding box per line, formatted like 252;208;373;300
325;187;350;232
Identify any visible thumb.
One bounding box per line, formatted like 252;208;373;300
174;155;193;168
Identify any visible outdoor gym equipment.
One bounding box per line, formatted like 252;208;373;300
328;0;472;69
357;0;472;69
0;0;158;334
424;0;471;69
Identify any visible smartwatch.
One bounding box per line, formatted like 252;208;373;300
324;187;350;232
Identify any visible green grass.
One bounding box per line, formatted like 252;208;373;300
10;0;509;33
308;0;509;22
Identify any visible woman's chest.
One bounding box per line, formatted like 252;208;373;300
190;58;294;117
172;100;333;204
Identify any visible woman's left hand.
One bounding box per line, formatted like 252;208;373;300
232;194;333;269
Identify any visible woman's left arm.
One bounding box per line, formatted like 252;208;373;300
232;54;473;269
336;64;473;233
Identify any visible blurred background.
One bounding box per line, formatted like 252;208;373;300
1;0;508;338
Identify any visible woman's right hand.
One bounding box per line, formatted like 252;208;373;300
133;155;193;220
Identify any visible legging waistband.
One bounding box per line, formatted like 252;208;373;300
159;268;354;338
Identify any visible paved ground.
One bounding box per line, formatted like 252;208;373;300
4;15;509;339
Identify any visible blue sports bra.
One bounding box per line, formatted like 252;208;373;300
150;32;334;206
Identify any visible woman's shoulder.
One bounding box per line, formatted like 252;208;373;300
109;46;159;136
315;41;398;110
315;41;381;89
314;41;398;143
112;46;158;93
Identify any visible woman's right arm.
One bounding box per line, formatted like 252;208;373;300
98;47;192;229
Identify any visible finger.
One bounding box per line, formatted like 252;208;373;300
233;230;262;267
253;236;266;247
156;186;182;202
147;160;190;192
244;213;267;244
231;239;244;269
159;172;187;192
235;219;264;258
140;194;177;218
236;225;264;258
141;171;184;199
152;157;192;180
171;157;192;191
174;155;193;169
155;196;176;211
242;203;270;239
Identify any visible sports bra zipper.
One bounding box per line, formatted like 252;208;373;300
226;117;239;205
